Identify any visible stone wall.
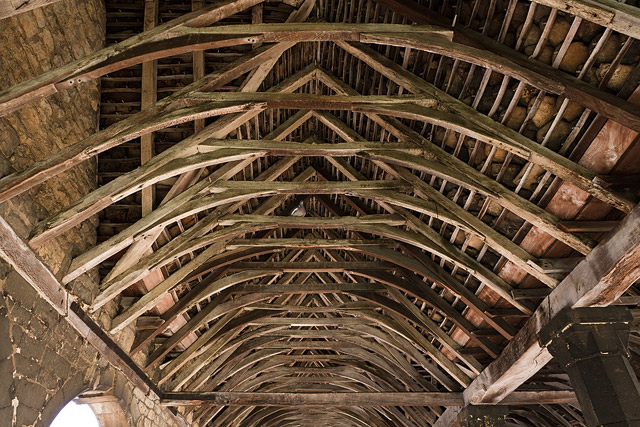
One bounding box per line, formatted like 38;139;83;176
0;2;187;426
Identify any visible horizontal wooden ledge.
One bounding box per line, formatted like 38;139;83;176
198;139;421;154
207;180;409;194
231;282;387;293
225;238;398;250
226;261;397;272
218;214;407;227
160;390;577;407
175;23;452;37
186;92;439;108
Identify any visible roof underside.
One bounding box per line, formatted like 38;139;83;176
2;0;640;425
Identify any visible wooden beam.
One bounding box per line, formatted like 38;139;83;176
435;203;640;425
187;91;438;108
87;164;313;310
160;390;578;407
226;261;395;272
313;75;597;257
232;282;386;293
226;238;397;250
0;23;450;117
0;0;268;115
101;60;316;290
191;0;206;133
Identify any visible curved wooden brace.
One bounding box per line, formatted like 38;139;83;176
322;41;636;213
1;42;632;217
159;252;318;386
0;0;323;116
184;302;469;390
163;316;450;393
143;286;477;382
184;305;466;392
30;129;601;258
215;384;421;427
195;338;449;393
59;154;571;300
6;12;640;140
97;217;528;338
228;406;379;427
92;215;393;310
0;39;319;208
178;215;517;312
39;144;561;284
230;362;394;394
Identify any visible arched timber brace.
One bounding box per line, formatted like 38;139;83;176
2;1;640;427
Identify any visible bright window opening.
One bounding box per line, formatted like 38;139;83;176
50;400;99;427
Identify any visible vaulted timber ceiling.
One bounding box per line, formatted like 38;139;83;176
1;0;640;426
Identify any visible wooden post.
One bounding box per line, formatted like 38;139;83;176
539;307;640;427
251;4;264;49
141;0;158;217
457;406;508;427
192;0;206;133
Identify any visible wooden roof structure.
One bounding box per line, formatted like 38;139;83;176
2;0;640;425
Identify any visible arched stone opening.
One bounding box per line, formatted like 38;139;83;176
50;399;99;427
48;390;128;427
75;393;128;427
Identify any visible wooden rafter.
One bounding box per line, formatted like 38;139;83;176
372;0;640;132
434;203;640;426
5;1;640;425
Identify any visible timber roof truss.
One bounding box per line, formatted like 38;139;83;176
2;0;640;426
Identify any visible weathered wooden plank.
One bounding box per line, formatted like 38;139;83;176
29;147;266;246
325;156;520;338
218;214;406;228
0;39;307;207
232;282;386;293
209;180;409;193
227;261;396;272
160;390;577;406
160;253;314;386
530;0;640;40
188;91;438;108
380;164;558;288
0;23;450;117
199;139;418;153
313;74;595;256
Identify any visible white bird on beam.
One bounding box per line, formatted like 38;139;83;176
289;200;306;217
